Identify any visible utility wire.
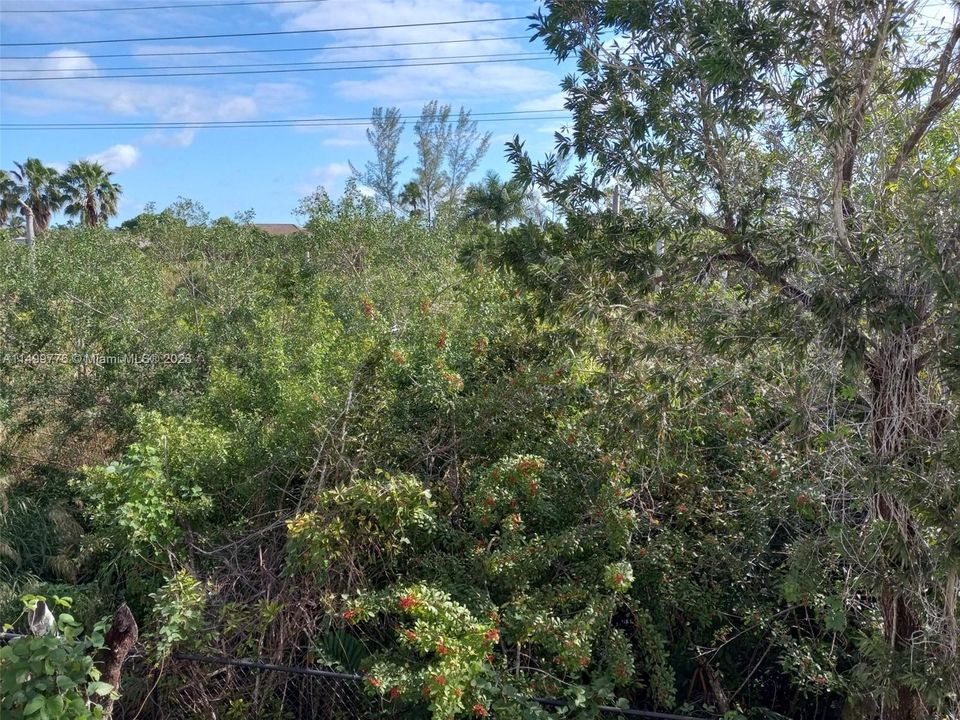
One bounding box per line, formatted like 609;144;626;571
3;0;327;13
0;16;530;47
2;109;565;128
0;55;554;81
0;34;532;61
2;116;570;131
1;51;551;74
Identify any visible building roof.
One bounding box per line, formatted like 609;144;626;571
254;223;303;236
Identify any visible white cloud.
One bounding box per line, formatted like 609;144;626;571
315;161;352;184
269;0;559;103
296;161;353;196
323;136;368;147
130;44;244;66
515;92;568;113
142;129;197;148
298;124;368;146
277;0;506;39
0;49;99;78
87;144;140;172
2;49;311;134
333;62;559;103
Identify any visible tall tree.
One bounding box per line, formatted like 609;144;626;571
398;180;424;219
512;2;960;718
350;107;406;210
10;158;63;232
445;107;492;205
413;100;451;223
60;160;121;227
0;170;19;226
463;171;525;232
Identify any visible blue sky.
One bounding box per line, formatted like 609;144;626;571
0;0;571;224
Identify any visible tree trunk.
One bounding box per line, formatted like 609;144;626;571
866;330;924;720
100;604;139;720
86;192;98;227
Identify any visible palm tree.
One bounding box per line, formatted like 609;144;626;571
60;160;121;227
399;180;424;218
0;170;20;225
463;171;526;232
6;215;25;234
10;158;64;232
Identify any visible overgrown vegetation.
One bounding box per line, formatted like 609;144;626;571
3;2;960;719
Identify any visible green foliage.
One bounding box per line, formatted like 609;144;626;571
59;161;121;227
5;105;960;720
148;570;208;662
462;171;528;232
287;471;436;578
79;442;211;558
504;2;960;717
346;585;497;718
0;596;114;720
0;198;829;718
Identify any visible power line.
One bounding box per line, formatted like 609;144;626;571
1;51;551;74
0;16;530;47
0;35;532;61
3;108;565;126
1;115;570;131
2;0;327;13
0;54;555;81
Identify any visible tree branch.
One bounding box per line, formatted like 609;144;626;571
714;248;813;308
833;0;895;262
885;17;960;183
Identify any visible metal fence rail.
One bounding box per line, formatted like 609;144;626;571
2;632;713;720
175;652;713;720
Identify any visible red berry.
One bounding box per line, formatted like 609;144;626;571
398;594;418;610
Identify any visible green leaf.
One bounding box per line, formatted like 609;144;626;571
45;695;65;718
56;675;77;692
24;695;45;716
87;681;114;697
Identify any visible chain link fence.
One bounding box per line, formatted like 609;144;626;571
3;631;709;719
153;653;708;720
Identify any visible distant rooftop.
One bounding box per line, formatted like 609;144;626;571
254;223;302;236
